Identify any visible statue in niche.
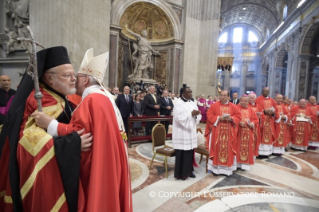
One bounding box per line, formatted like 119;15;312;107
125;25;160;79
0;0;29;54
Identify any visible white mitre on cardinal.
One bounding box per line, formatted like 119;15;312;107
78;48;125;132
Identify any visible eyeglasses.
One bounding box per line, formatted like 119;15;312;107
48;72;76;79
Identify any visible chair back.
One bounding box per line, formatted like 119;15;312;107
151;123;166;150
197;128;203;134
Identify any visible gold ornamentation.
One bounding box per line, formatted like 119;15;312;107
4;195;12;203
50;192;66;212
20;146;55;200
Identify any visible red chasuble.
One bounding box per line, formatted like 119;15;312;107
57;92;132;212
290;106;314;148
283;104;293;145
274;104;289;148
248;103;262;156
307;104;319;144
205;102;241;168
0;86;84;212
236;105;259;165
255;96;279;145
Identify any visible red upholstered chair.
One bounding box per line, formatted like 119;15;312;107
149;123;175;178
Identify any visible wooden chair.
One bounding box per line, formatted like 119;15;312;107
149;123;175;178
195;128;209;173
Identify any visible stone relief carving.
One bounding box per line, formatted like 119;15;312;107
154;51;167;84
298;61;307;99
0;0;29;55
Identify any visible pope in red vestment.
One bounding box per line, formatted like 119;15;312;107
248;93;262;157
290;99;315;151
308;96;319;149
236;95;259;170
255;88;279;156
273;95;289;154
205;91;241;176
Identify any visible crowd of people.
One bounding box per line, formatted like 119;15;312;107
0;46;318;209
173;86;319;179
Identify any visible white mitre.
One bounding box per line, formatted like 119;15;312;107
78;48;125;132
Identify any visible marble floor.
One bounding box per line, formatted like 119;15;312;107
128;124;319;212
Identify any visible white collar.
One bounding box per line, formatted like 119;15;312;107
221;101;229;105
250;102;255;105
82;85;102;100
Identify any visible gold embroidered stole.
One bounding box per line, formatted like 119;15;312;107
217;105;230;164
262;99;272;144
276;105;285;146
238;108;250;162
295;108;306;145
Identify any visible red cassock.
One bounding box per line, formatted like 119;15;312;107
283;104;293;145
307;104;319;145
248;103;262;156
0;86;84;212
236;105;259;165
274;104;289;148
205;102;241;168
57;92;132;212
255;96;279;145
290;106;315;149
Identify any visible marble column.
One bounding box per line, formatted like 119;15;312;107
239;60;249;95
290;32;302;100
30;0;111;86
255;57;262;95
296;55;310;99
267;52;276;97
182;0;221;96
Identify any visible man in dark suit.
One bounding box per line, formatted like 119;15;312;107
230;92;239;104
111;87;119;97
159;90;174;133
144;85;159;135
116;86;133;133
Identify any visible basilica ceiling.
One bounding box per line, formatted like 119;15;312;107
220;0;300;40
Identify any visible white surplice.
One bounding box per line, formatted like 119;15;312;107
172;99;201;150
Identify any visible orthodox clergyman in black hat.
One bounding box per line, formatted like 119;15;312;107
0;46;91;212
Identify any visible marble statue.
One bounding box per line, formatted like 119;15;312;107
125;25;160;79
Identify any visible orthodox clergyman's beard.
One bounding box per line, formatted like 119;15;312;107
52;78;76;95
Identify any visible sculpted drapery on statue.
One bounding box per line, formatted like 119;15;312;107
125;25;160;79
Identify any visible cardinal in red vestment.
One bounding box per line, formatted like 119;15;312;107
290;99;315;151
0;46;91;212
283;96;293;147
205;90;241;176
307;96;319;149
33;49;132;212
248;92;262;157
236;95;259;170
255;87;279;157
273;94;289;155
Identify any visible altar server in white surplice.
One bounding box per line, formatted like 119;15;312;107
172;85;201;180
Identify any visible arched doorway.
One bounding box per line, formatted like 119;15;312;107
109;1;183;93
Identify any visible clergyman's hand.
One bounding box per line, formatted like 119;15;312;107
77;129;93;151
31;111;53;129
191;110;201;116
239;122;246;127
